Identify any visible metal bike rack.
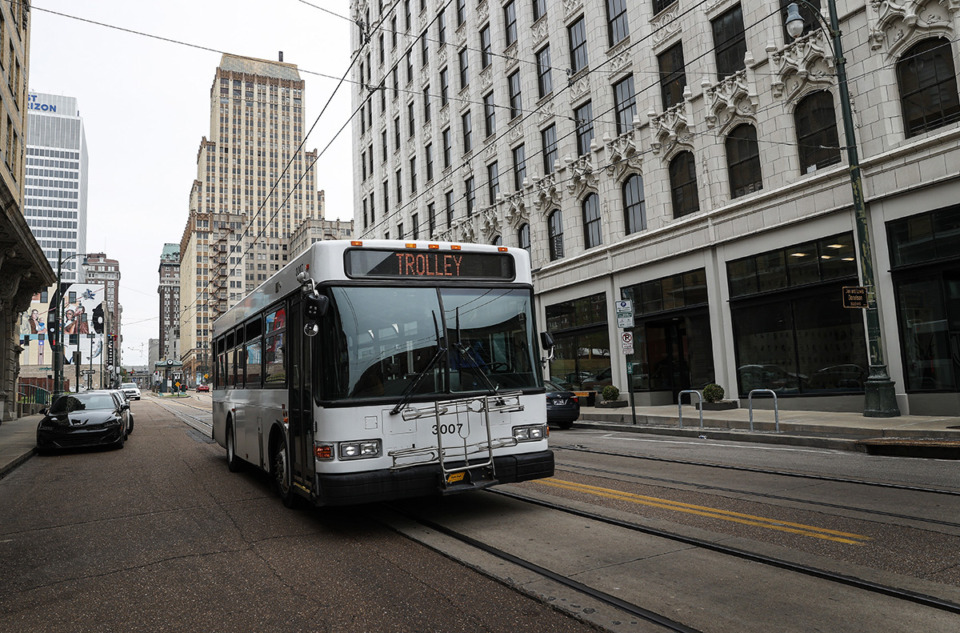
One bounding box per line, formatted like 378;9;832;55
748;389;780;432
677;390;703;429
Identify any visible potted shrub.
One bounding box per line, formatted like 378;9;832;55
598;384;627;408
697;383;738;410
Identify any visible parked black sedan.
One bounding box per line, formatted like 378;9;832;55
545;380;580;430
36;391;129;452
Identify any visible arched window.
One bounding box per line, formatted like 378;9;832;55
897;39;960;138
669;151;699;218
726;124;762;198
623;174;646;235
582;193;601;249
492;235;502;246
518;223;531;254
795;91;840;174
548;210;564;260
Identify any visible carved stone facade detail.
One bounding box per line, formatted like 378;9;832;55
648;87;695;156
508;121;524;143
531;18;550;46
480;65;493;92
504;42;520;72
504;192;529;229
563;0;584;21
568;72;591;102
537;99;556;126
604;129;643;181
702;63;760;133
769;29;835;102
868;0;959;57
479;206;501;241
477;0;489;24
652;7;682;47
564;155;599;200
532;173;562;215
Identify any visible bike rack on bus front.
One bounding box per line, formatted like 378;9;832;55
388;391;524;492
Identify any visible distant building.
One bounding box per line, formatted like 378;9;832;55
178;53;328;384
83;253;122;372
24;92;89;283
288;213;354;258
148;338;160;371
1;2;57;420
158;243;180;362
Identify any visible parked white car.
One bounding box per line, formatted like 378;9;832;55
120;382;141;400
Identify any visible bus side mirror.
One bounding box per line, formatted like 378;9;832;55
305;294;329;321
540;331;555;366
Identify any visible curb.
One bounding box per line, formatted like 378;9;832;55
0;447;35;481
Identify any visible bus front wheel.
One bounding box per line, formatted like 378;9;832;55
272;435;298;508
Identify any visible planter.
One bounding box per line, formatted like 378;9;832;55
695;400;739;411
597;400;628;408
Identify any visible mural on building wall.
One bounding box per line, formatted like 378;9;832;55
19;284;106;369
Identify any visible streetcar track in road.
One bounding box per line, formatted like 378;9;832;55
488;488;960;616
555;462;960;531
537;478;872;545
152;398;212;437
558;445;960;496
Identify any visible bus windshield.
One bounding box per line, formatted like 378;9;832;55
318;286;541;401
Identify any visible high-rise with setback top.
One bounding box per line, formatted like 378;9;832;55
177;54;326;384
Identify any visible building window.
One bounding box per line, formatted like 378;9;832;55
574;101;594;155
465;176;476;216
712;5;746;80
533;0;547;22
669;151;699;218
411;213;419;239
396;168;403;203
487;162;500;204
428;202;436;234
897;38;960;138
423;85;431;122
658;42;686;111
394;116;401;151
480;24;492;68
795;91;841;174
437;10;446;45
508;71;522;119
445;190;454;226
406;50;413;83
512;144;526;191
440;67;449;106
504;1;517;47
613;75;636;135
425;143;434;181
484;92;496;137
518;222;531;254
583;193;601;249
462;110;473;153
456;0;466;25
606;0;629;47
458;48;469;90
623;174;646;235
408;101;416;137
536;45;553;98
726;124;762;199
568;16;588;74
442;127;451;168
541;124;557;174
421;30;429;67
548;210;564;260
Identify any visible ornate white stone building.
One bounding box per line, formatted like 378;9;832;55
351;0;960;415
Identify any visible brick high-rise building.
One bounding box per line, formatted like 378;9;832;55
178;54;327;384
158;243;180;363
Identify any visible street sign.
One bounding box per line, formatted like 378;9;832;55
842;286;869;308
620;331;634;355
616;299;634;329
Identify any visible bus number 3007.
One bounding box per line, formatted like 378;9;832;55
432;423;464;435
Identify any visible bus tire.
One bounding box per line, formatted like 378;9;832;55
226;422;242;473
272;434;298;509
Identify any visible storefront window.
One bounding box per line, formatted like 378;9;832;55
545;293;610;393
728;234;865;396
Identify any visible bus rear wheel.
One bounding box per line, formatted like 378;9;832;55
272;436;298;508
226;423;242;472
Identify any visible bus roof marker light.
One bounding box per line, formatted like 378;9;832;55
351;240;363;246
428;244;439;249
405;243;417;248
498;247;508;252
451;244;462;251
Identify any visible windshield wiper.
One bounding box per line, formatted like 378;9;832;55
452;307;500;396
390;312;447;415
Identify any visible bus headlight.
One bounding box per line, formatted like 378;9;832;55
513;424;547;442
339;439;382;460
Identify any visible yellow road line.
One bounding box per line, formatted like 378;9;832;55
537;478;872;545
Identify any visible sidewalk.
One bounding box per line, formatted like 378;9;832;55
574;403;960;457
2;401;959;480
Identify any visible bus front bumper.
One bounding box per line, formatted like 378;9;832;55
312;450;554;506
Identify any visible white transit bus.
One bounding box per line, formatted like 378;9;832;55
211;240;555;507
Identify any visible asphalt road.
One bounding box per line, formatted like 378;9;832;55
0;399;599;633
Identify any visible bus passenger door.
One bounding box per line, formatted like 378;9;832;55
288;296;316;493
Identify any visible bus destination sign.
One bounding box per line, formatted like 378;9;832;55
346;248;515;281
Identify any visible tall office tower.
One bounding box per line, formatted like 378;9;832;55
178;53;326;384
1;0;56;420
351;2;960;416
24;92;89;283
158;243;180;362
82;253;121;374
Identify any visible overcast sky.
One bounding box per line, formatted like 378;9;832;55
29;1;355;367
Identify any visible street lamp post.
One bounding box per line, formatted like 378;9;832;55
785;3;899;417
52;248;85;396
